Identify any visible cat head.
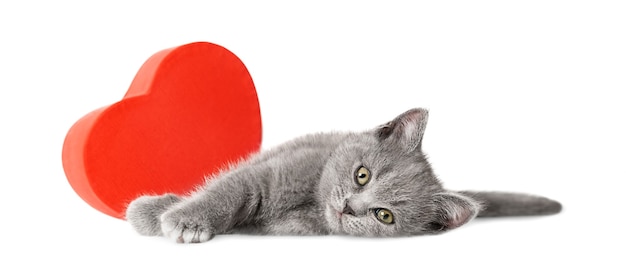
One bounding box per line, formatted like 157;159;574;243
319;108;482;237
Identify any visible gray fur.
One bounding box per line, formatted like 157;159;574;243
126;194;181;236
125;108;561;243
460;191;562;217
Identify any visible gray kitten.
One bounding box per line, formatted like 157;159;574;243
126;108;561;243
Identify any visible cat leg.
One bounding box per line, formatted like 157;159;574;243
160;175;262;243
125;193;182;236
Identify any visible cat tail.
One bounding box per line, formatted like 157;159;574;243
125;193;182;236
459;191;562;217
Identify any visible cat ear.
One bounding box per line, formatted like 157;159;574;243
375;108;429;151
428;192;482;232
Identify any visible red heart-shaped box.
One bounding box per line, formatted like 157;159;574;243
62;42;262;219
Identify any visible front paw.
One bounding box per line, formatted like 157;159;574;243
126;194;181;236
160;207;214;243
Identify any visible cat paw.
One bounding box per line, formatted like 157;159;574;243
160;208;214;243
126;194;181;236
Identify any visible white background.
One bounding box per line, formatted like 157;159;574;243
1;1;624;274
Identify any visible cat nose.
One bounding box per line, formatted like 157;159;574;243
342;204;355;216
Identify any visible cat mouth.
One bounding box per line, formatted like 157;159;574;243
333;207;346;225
326;204;344;224
336;210;343;219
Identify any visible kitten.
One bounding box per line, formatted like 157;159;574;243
126;108;561;243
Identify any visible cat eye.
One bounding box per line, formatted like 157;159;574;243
354;166;371;186
375;208;394;224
